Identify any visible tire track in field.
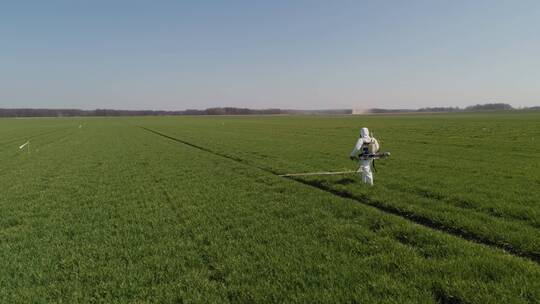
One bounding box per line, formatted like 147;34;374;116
138;126;539;264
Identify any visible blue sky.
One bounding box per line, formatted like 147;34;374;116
1;0;539;110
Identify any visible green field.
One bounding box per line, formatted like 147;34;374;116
1;112;539;303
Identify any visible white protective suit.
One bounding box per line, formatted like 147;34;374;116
350;127;379;185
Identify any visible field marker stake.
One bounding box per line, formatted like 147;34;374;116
19;140;30;153
278;170;358;177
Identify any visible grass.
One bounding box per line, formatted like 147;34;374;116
0;113;538;303
139;112;540;259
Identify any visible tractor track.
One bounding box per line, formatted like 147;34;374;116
138;126;539;264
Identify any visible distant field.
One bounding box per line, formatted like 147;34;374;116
0;112;539;303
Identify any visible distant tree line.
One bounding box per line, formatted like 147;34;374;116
183;108;352;115
0;107;353;117
368;108;416;114
0;108;184;117
370;103;539;114
413;103;515;113
0;107;278;117
464;103;514;111
0;103;537;117
416;103;519;112
183;107;284;115
417;106;461;112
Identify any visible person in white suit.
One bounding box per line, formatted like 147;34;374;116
350;127;380;185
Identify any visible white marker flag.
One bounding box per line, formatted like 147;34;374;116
19;141;29;150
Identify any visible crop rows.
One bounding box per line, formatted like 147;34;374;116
137;112;540;262
0;115;538;303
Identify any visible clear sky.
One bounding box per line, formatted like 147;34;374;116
1;0;539;110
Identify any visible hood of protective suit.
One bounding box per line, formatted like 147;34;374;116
360;127;370;139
